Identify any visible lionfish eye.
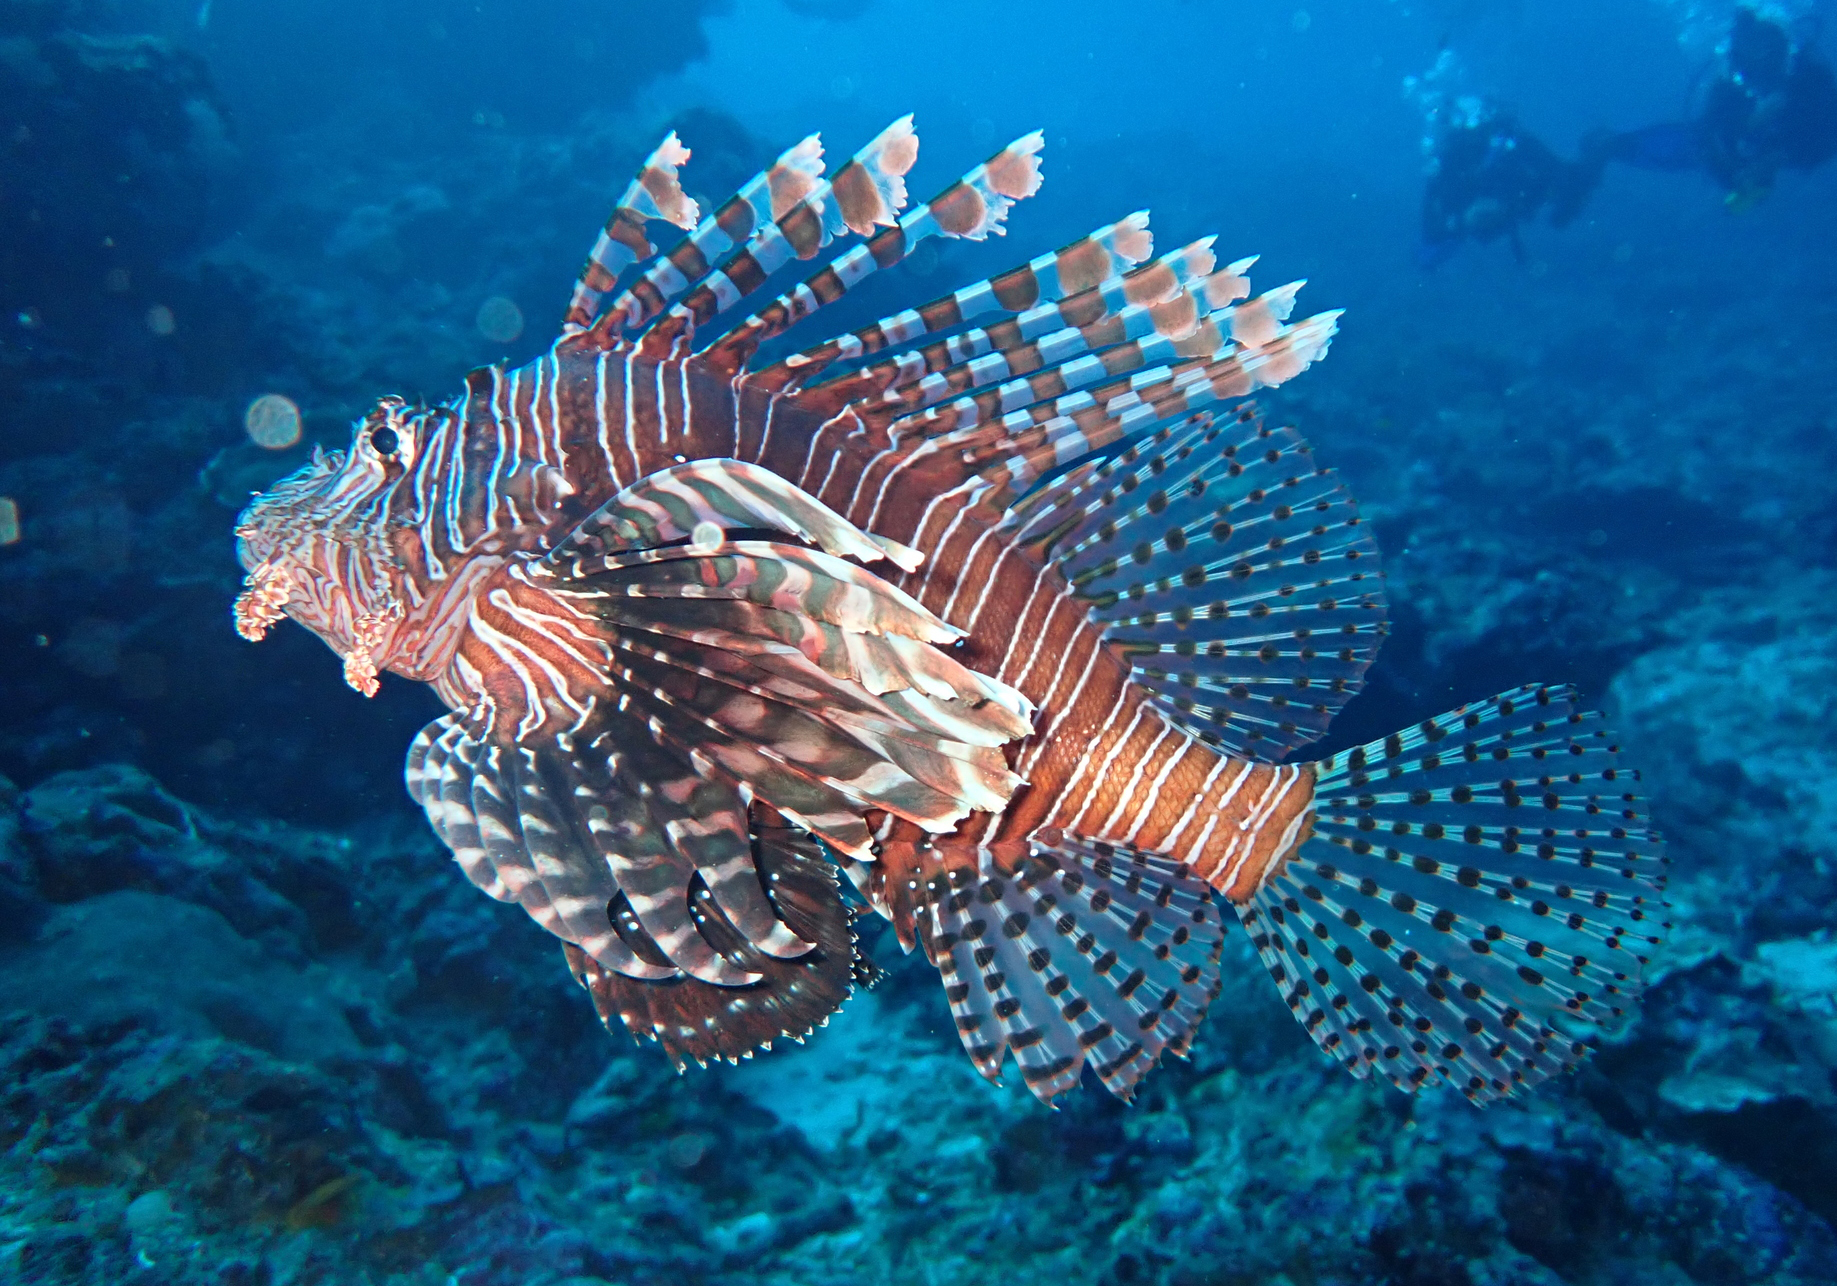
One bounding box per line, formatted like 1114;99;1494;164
369;426;400;456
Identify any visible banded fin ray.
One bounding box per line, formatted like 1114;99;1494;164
870;302;1342;506
1008;410;1387;759
406;712;777;985
635;116;924;355
791;289;1340;553
595;130;827;336
771;212;1183;402
563;132;700;334
1239;684;1670;1103
920;837;1224;1104
545;457;928;579
807;242;1247;427
566;807;870;1067
701;129;1048;374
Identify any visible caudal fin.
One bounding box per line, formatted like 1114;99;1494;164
1241;684;1668;1103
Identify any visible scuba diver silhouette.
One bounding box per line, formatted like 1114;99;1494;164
1418;99;1604;266
1417;6;1836;265
1607;5;1837;209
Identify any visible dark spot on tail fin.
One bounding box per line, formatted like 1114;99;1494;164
1243;684;1668;1103
564;812;868;1069
918;836;1224;1104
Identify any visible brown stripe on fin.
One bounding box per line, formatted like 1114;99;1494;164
698;130;1049;376
829;113;919;236
510;464;1032;852
637;117;922;357
601;133;827;337
564;811;868;1068
562;132;699;334
1247;684;1670;1103
781;224;1210;416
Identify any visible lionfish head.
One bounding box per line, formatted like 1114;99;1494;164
233;397;425;696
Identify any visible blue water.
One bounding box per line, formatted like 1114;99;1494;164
3;1;1836;1282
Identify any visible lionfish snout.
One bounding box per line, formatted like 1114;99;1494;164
232;489;306;642
228;411;413;696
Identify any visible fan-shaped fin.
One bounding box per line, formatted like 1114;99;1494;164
1007;410;1387;759
1243;684;1670;1103
405;712;762;984
565;810;868;1068
918;837;1224;1103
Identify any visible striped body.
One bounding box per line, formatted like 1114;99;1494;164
241;340;1314;905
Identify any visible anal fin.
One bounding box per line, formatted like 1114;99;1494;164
918;835;1225;1103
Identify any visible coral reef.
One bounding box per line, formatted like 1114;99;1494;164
5;765;1837;1285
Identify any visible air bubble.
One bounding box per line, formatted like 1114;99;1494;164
476;296;524;344
244;394;303;450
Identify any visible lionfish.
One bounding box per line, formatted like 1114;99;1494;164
234;119;1668;1104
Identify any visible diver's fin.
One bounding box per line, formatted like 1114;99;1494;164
917;835;1224;1104
1241;684;1670;1103
564;809;866;1068
1005;408;1387;760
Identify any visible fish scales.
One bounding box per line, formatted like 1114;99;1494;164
234;120;1668;1104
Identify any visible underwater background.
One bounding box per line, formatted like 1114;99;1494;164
3;0;1836;1281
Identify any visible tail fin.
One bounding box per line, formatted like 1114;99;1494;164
1241;684;1669;1103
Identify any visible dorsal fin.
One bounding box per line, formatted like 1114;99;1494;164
562;133;699;334
697;130;1048;374
1005;409;1388;760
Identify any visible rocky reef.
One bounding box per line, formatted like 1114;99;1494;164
5;755;1837;1286
4;0;1837;1282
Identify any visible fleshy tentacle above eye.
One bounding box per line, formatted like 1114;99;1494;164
409;458;1035;985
